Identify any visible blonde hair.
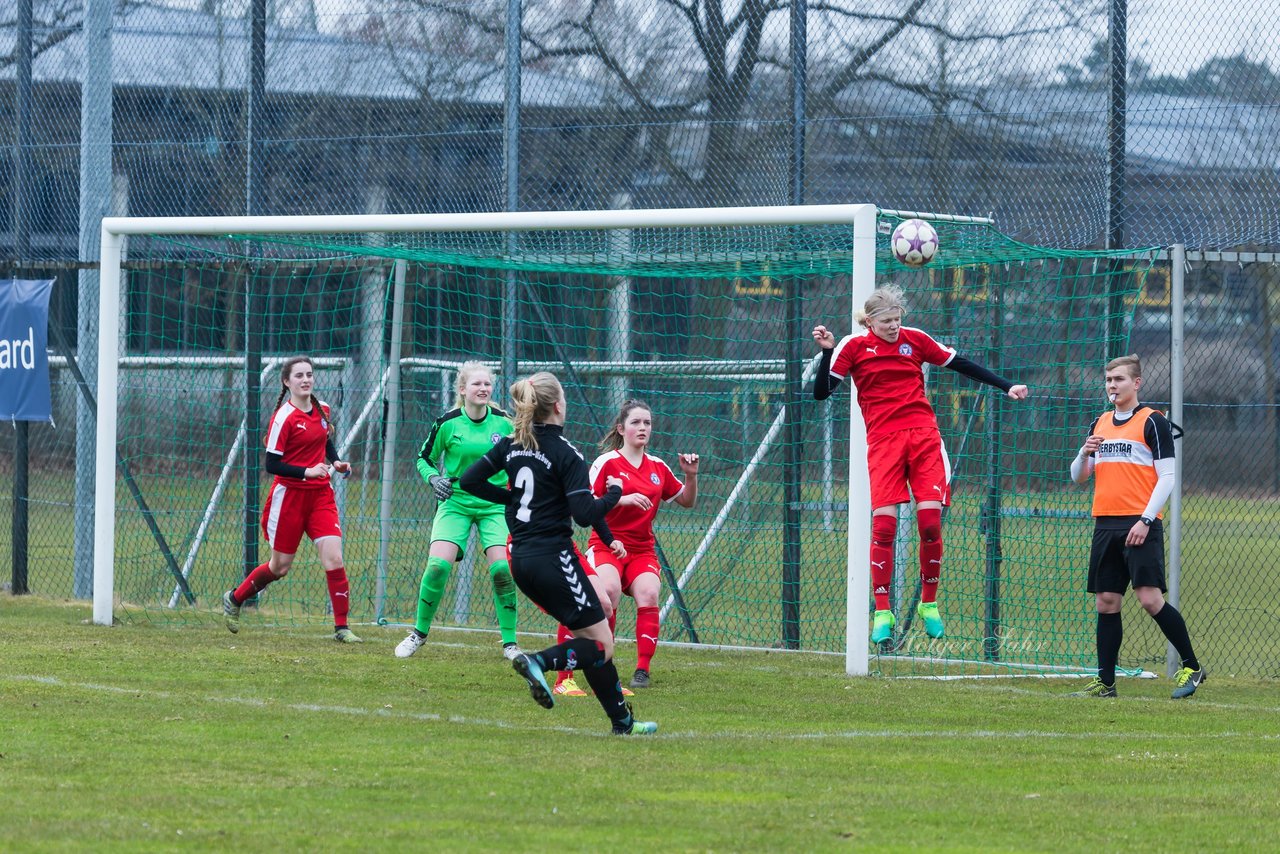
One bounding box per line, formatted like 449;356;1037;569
1105;354;1142;379
510;372;563;450
854;284;907;328
453;361;493;410
599;399;651;452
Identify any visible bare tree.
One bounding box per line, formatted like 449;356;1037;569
0;0;83;71
498;0;1091;206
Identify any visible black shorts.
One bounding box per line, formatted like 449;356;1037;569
1087;520;1167;594
509;543;606;631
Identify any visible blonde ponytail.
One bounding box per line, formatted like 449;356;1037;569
510;371;562;450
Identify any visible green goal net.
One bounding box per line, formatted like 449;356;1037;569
99;208;1157;676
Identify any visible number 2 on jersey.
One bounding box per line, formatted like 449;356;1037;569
513;466;535;522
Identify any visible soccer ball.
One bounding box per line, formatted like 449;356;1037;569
890;219;939;267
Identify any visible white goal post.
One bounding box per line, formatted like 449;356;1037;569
94;203;993;675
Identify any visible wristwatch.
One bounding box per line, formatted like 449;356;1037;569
1139;515;1155;527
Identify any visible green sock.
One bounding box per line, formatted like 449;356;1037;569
489;559;519;645
414;556;452;636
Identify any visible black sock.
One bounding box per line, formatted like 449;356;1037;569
534;637;604;673
1097;612;1122;685
1151;603;1199;670
579;658;630;726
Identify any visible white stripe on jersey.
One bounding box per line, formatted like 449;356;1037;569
588;450;622;488
828;333;862;379
266;403;295;455
653;456;684;504
265;482;287;547
1095;438;1155;467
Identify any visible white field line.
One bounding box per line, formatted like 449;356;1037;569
4;673;1277;741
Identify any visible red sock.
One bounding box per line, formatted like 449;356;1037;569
608;609;616;636
635;606;659;671
870;515;897;611
918;509;943;604
325;567;351;628
556;623;573;684
233;562;277;604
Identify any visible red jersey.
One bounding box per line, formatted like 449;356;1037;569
265;399;332;490
587;450;684;551
828;326;956;443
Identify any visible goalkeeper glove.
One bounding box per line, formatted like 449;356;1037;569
428;474;453;502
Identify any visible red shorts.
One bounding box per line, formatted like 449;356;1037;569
587;545;661;593
867;427;951;510
261;482;343;554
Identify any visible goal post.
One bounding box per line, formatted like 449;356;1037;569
92;204;1158;679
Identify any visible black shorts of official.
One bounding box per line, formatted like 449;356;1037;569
1087;519;1167;595
509;542;606;631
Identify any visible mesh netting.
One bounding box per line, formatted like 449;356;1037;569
54;215;1179;677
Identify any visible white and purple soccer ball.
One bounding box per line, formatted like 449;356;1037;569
890;219;940;267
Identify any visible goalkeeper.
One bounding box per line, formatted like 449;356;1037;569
395;362;522;661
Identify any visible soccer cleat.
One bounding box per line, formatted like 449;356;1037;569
395;631;427;658
502;642;522;661
629;668;651;689
1069;676;1118;698
1171;666;1206;699
612;703;658;736
512;653;555;709
222;590;240;634
871;609;895;644
621;685;635;697
334;627;363;644
553;677;588;697
916;602;945;638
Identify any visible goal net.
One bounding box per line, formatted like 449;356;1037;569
92;206;1157;677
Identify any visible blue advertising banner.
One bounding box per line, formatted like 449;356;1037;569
0;278;55;422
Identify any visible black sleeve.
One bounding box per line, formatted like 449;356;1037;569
1084;416;1100;456
945;354;1015;393
265;452;308;480
1145;411;1177;461
568;485;622;537
560;448;622;532
325;437;340;463
459;442;511;505
812;347;841;400
418;415;446;468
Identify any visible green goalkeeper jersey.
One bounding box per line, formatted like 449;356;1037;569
416;406;513;513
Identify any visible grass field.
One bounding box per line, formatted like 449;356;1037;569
3;595;1278;852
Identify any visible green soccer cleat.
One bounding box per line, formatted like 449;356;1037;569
916;602;945;639
612;704;658;736
334;627;363;644
222;590;240;634
1069;676;1117;698
871;609;896;644
1171;666;1206;699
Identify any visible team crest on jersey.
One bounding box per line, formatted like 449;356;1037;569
650;472;661;485
321;418;328;431
490;432;502;444
899;343;913;356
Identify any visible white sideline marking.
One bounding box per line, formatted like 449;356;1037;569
4;674;601;737
5;673;1278;742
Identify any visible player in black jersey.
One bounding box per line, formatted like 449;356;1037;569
460;371;658;735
